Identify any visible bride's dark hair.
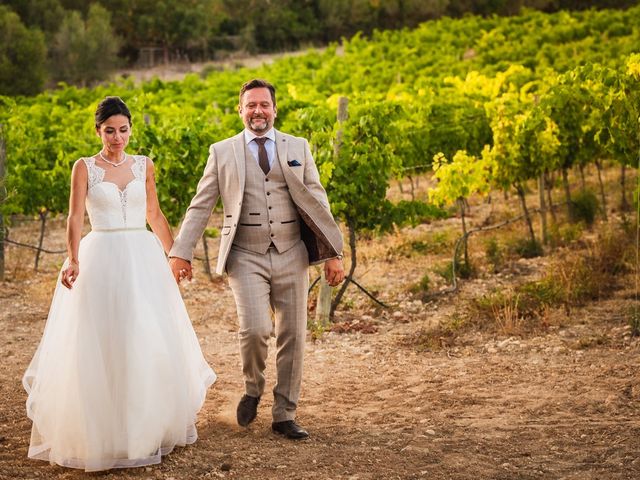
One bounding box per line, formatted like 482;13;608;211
95;96;132;129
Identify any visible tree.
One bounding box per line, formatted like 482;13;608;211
50;4;120;87
49;11;85;85
0;6;47;96
84;4;121;83
1;0;66;41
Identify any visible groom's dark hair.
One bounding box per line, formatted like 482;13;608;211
239;79;276;108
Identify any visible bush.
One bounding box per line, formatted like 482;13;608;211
446;223;634;338
592;225;633;276
534;224;631;307
456;259;475;279
472;283;556;333
409;273;431;295
569;189;599;226
434;261;454;283
509;238;543;259
628;307;640;337
484;237;504;272
518;280;562;305
390;200;448;228
548;223;583;248
395;230;455;258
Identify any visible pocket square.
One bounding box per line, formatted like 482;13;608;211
288;159;302;167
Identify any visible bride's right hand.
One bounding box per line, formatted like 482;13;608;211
169;257;192;284
61;261;79;289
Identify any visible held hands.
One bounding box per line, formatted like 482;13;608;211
61;261;79;289
169;257;192;284
324;257;345;287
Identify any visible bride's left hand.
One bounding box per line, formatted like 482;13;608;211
61;261;79;289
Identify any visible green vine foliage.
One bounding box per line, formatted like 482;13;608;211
599;55;640;169
326;100;405;233
481;66;565;194
1;6;640;237
429;150;492;208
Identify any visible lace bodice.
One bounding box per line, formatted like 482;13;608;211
83;156;147;230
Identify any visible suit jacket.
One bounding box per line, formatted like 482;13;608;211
170;129;344;275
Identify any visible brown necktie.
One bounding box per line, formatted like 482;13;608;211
254;137;270;175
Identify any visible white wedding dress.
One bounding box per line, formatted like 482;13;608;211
23;155;216;472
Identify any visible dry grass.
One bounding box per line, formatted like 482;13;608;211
491;292;524;335
399;313;469;351
460;222;636;340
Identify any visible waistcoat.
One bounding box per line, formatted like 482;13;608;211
232;143;301;254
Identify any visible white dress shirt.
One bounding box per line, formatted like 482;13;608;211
244;128;276;169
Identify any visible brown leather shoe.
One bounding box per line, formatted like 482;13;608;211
272;420;309;440
236;395;260;427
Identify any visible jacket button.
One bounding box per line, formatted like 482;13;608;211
268;206;272;209
266;192;271;196
270;233;274;237
265;178;270;182
270;220;274;224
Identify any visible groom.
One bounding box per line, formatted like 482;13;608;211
169;79;344;440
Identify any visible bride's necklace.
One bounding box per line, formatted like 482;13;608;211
99;150;127;167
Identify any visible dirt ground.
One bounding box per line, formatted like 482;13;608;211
1;179;640;480
118;48;324;83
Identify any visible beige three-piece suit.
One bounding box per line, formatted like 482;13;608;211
170;129;343;422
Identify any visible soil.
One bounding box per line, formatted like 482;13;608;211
118;49;323;83
1;177;639;480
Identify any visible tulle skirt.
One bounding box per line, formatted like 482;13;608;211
22;229;216;472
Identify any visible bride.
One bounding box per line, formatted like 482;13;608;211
22;96;216;472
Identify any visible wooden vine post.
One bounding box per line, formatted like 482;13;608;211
538;173;548;245
34;209;48;271
315;97;348;327
0;124;5;280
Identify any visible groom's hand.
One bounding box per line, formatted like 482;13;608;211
169;257;192;284
324;257;345;287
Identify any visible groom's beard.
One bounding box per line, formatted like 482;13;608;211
250;116;270;132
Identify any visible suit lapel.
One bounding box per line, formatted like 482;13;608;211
231;131;246;194
275;130;289;174
276;130;303;189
